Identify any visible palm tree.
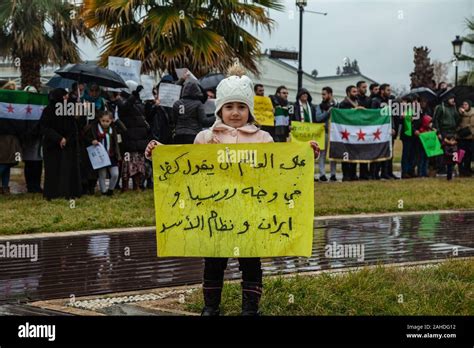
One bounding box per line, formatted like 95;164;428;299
0;0;96;90
81;0;284;77
458;17;474;86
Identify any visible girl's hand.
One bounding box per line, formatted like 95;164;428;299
414;130;420;137
59;137;67;148
309;140;320;160
92;140;99;146
145;140;162;159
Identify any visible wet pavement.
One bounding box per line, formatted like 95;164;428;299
0;211;473;304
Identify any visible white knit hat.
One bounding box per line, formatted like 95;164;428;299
214;75;254;117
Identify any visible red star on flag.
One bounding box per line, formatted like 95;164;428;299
373;128;382;140
340;129;350;141
356;129;366;141
25;105;32;114
7;104;14;113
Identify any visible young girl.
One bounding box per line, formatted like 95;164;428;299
145;73;320;316
442;134;458;181
87;111;121;195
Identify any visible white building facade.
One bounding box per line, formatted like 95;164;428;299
247;55;378;103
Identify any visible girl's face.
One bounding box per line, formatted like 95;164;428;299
221;102;249;128
99;116;113;129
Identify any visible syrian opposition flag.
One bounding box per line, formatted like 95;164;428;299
328;108;392;162
0;90;48;136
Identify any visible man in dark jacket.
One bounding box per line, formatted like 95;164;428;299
338;85;360;181
356;80;370;179
433;93;460;139
292;88;317;123
319;87;338;181
173;81;215;144
356;81;370;108
368;83;380;107
370;84;399;180
270;86;291;142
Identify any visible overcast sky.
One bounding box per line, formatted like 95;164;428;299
79;0;473;89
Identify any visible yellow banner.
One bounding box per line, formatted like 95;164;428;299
152;142;314;257
253;96;274;127
291;121;326;150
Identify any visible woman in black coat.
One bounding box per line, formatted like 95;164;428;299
119;89;152;191
40;88;82;200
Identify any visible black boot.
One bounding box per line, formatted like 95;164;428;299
241;281;262;316
201;280;223;316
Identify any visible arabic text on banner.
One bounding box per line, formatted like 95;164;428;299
152;142;314;257
291;121;326;150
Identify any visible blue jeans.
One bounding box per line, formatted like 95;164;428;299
0;164;11;187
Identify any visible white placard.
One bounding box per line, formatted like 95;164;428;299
140;74;156;101
176;68;198;82
87;143;111;170
108;56;142;84
158;83;182;108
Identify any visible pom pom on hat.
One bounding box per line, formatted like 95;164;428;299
214;72;254;117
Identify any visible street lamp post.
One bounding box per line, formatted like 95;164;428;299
452;35;463;87
296;0;307;92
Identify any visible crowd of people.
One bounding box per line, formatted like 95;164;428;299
0;73;472;200
256;80;473;182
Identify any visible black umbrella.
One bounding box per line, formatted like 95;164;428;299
46;75;76;89
407;87;438;104
440;86;474;105
55;63;127;88
198;73;225;91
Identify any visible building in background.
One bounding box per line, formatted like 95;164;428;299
247;54;378;102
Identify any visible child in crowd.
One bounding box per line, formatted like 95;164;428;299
415;114;433;177
443;134;458;181
86;111;121;195
145;71;320;316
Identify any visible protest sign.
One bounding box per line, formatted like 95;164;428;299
158;84;182;108
107;56;142;84
253;96;274;126
140;74;156;101
291;121;326;150
152;142;314;257
419;131;444;157
176;68;198;82
87;143;111;170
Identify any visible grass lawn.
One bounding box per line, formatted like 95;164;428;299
183;259;473;315
1;177;474;235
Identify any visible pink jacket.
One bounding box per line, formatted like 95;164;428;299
194;119;274;144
